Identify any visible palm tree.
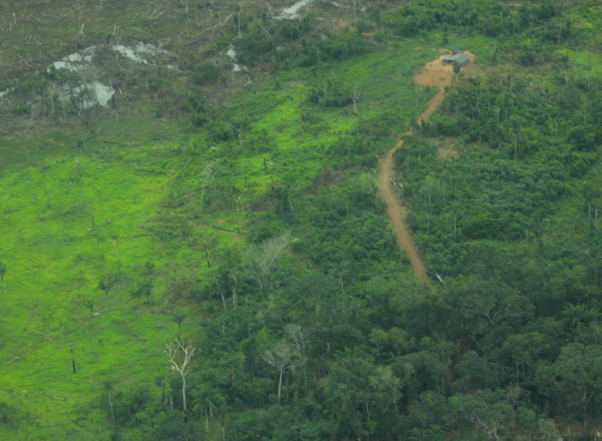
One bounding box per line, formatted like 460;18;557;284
171;309;187;335
83;297;95;318
97;275;116;310
102;379;116;429
0;261;6;304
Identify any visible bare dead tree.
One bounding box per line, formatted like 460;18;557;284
263;334;307;403
351;89;359;113
200;161;217;213
247;231;291;290
262;340;293;404
285;324;311;356
165;340;196;415
230;271;238;307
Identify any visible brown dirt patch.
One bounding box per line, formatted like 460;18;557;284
413;50;479;87
467;141;494;152
433;137;461;160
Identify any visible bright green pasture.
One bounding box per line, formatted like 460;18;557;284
0;147;180;438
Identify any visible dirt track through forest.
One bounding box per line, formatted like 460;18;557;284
376;51;476;281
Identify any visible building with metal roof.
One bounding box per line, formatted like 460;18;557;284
443;53;470;65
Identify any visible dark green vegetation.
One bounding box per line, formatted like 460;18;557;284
1;0;602;440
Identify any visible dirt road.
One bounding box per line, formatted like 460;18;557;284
375;92;444;280
376;52;476;281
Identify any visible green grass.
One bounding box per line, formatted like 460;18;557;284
0;147;177;437
555;48;602;77
0;40;442;439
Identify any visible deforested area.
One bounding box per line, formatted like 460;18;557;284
1;1;602;440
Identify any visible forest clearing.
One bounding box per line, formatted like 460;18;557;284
1;0;602;440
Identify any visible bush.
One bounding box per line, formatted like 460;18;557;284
148;76;165;92
307;78;352;108
192;62;222;85
10;104;31;115
279;24;300;41
191;113;207;128
210;121;235;142
355;20;373;34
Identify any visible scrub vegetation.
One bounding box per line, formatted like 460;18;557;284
1;0;602;440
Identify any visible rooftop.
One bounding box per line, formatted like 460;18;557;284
443;53;471;64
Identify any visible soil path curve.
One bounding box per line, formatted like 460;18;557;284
375;91;444;280
376;52;476;281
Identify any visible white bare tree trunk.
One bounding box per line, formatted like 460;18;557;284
278;369;283;403
108;391;115;428
166;341;196;414
182;376;187;415
248;232;291;290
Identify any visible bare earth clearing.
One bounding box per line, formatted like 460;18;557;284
376;51;477;281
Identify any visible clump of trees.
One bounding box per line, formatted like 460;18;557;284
307;77;353;108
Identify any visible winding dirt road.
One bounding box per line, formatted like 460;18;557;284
376;52;476;281
375;90;445;280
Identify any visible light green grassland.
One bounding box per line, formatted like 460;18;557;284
0;42;446;439
0;149;176;437
556;48;602;77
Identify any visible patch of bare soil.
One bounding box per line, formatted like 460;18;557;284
433;137;461;160
467;141;495;152
413;50;478;87
413;58;453;87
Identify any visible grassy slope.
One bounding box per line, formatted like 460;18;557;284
0;40;438;439
0;146;175;438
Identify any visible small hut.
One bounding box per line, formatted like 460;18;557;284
443;53;470;65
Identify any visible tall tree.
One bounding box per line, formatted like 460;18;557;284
263;340;295;404
0;261;6;304
166;340;196;415
102;379;116;429
97;274;116;310
537;343;602;432
171;309;187;335
247;231;291;291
